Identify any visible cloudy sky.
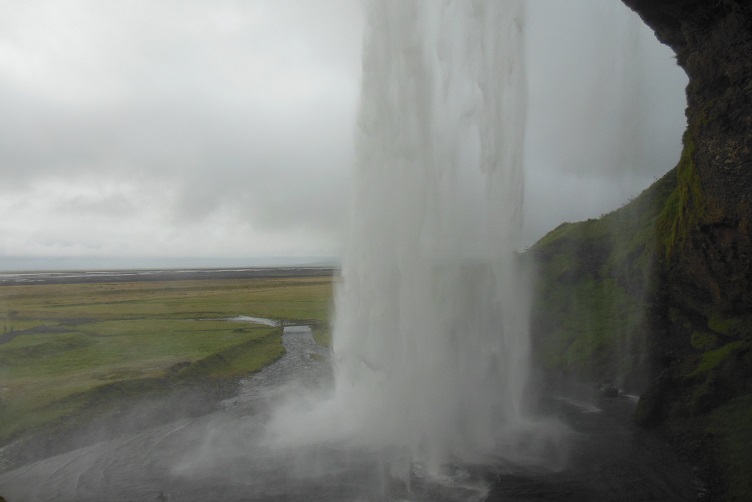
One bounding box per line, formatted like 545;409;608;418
0;0;686;270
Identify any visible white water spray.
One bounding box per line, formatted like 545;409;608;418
328;0;532;468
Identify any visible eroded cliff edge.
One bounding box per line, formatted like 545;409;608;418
530;1;751;499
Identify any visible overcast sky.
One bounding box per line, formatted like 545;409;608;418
0;0;687;270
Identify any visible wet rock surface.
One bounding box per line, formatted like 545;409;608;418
488;394;700;501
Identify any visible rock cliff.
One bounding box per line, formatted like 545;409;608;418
622;0;752;315
530;2;751;498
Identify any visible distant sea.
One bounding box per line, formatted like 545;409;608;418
0;262;339;286
0;256;339;274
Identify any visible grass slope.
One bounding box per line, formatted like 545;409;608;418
529;168;676;386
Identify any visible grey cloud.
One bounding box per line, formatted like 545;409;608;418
526;0;687;173
522;0;687;244
0;0;688;263
56;192;137;216
0;0;360;259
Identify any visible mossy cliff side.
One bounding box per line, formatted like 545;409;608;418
619;0;752;314
529;168;675;390
530;160;752;499
530;1;751;498
624;2;752;499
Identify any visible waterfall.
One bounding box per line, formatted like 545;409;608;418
330;0;531;469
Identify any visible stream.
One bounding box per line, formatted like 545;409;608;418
0;322;701;501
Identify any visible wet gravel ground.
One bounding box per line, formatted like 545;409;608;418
220;324;332;411
486;393;701;501
0;326;701;501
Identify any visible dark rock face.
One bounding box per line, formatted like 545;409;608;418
622;0;752;315
617;2;752;498
527;2;752;495
530;2;752;497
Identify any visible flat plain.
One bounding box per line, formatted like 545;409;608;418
0;273;334;444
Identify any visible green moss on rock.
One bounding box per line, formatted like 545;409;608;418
690;331;719;351
656;138;706;259
694;341;749;375
529;168;675;386
707;314;752;339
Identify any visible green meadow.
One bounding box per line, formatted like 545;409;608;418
0;275;334;443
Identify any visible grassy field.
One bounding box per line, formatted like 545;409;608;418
0;275;334;443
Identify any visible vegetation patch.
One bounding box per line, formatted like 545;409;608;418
529;168;675;385
177;329;285;378
707;313;752;338
655;138;705;258
694;340;750;375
